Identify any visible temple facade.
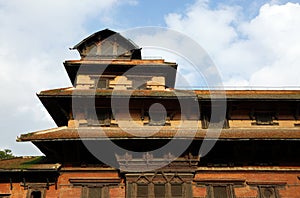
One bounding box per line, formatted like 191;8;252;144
1;29;300;197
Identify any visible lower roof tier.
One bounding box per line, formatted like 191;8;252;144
39;88;300;99
18;126;300;142
38;88;300;127
15;131;300;166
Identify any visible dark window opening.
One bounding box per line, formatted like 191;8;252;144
201;114;229;129
171;184;183;198
97;79;108;89
137;184;148;198
87;109;111;126
294;123;300;127
30;191;41;198
207;185;235;198
81;186;110;198
132;181;190;198
213;186;228;198
89;75;115;89
97;78;111;89
88;187;102;198
154;184;165;198
252;113;278;126
0;195;10;198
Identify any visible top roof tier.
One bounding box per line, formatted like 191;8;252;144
71;29;142;60
65;29;178;88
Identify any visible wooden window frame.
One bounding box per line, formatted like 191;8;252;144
136;183;149;198
87;108;112;127
153;183;166;198
81;186;110;198
195;179;245;198
126;173;193;198
201;114;229;129
206;184;235;198
90;75;115;90
251;112;279;126
0;194;10;198
130;182;190;198
69;177;120;198
26;189;46;198
247;181;286;198
258;186;280;198
170;183;184;198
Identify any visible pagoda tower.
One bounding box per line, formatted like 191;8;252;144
0;29;300;198
19;29;198;197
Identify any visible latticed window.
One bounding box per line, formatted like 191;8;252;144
87;187;102;198
154;184;165;198
201;114;229;129
133;183;187;198
126;173;193;198
207;184;235;198
136;184;148;198
171;183;183;198
213;186;229;198
81;186;109;198
258;186;280;198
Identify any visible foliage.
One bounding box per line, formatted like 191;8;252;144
0;149;15;160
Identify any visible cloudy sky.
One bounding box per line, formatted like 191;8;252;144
1;0;300;155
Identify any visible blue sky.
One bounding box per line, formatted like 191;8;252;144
84;0;300;29
1;0;300;155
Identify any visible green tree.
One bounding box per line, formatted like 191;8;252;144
0;149;14;160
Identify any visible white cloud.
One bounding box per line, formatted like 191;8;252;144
165;1;240;57
165;1;300;88
122;28;223;88
0;0;134;155
243;3;300;86
2;0;300;156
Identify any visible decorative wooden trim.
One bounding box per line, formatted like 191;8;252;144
194;178;245;184
246;181;287;186
116;153;199;172
21;181;54;190
126;172;195;183
69;177;121;186
196;166;300;172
